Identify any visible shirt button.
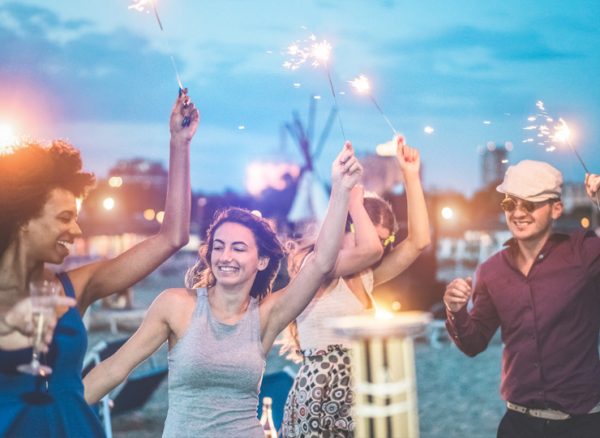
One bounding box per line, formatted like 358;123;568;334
538;254;544;260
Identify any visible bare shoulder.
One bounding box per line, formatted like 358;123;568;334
65;261;104;296
153;288;196;309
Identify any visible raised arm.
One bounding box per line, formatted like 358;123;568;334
373;137;431;286
71;92;200;312
328;185;383;278
261;142;362;351
83;289;175;404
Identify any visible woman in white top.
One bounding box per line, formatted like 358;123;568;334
281;137;431;437
83;142;363;437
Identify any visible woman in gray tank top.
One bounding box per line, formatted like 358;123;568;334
83;142;363;437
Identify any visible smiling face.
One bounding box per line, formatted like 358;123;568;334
504;196;563;244
20;187;82;265
210;221;268;291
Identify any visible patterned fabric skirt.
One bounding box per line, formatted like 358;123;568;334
282;345;354;438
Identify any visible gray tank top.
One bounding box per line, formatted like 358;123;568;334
163;288;266;438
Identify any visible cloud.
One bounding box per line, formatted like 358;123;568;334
383;25;581;63
0;3;179;122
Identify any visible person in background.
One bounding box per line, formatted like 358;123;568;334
0;90;199;437
281;137;431;437
444;160;600;438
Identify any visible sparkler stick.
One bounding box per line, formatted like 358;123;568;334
524;101;589;173
324;66;346;140
524;102;598;211
349;75;398;136
284;35;346;139
129;0;190;126
556;118;589;174
311;40;345;140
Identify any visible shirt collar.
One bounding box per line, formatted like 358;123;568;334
502;232;569;260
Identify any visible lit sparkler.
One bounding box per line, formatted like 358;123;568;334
524;101;589;173
349;74;398;136
129;0;189;126
284;32;346;139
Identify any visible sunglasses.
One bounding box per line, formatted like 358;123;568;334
500;196;556;213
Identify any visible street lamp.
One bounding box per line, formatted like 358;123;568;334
441;206;454;221
103;197;115;211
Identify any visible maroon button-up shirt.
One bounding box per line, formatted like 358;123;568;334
446;230;600;415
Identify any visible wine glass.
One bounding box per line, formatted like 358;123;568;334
17;278;60;376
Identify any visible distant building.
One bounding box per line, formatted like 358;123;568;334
562;181;592;213
481;142;510;187
360;153;403;195
108;158;167;188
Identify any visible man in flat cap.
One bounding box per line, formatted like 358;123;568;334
444;160;600;437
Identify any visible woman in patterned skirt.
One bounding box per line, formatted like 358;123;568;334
281;137;431;437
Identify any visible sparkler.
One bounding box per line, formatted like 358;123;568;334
523;101;589;173
348;75;398;136
128;0;190;126
284;33;346;139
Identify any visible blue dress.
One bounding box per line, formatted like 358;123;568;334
0;272;104;437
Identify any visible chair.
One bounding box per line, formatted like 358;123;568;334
83;337;167;438
258;366;296;431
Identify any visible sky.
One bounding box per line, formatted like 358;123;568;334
1;0;599;195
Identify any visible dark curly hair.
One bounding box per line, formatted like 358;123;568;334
0;140;95;256
185;207;285;301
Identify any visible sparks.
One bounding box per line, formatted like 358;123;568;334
349;74;397;135
524;101;589;173
128;0;153;12
348;75;371;94
283;31;345;139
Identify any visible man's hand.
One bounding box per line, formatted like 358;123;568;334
585;173;600;199
444;277;473;313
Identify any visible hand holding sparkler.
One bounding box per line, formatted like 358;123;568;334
585;173;600;211
170;89;199;142
395;136;421;177
585;173;600;198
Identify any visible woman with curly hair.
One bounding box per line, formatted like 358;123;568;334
83;142;362;437
0;91;199;437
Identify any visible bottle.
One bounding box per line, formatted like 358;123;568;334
259;396;277;438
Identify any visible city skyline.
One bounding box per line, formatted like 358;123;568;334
1;0;599;196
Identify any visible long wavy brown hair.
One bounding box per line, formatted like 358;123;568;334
185;207;286;301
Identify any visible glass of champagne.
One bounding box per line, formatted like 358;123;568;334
17;278;60;376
